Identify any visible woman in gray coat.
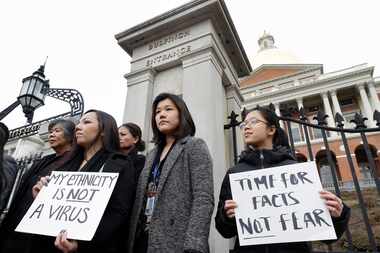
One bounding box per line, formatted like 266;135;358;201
128;93;214;253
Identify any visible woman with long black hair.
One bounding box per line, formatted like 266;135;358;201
215;106;350;253
33;110;137;253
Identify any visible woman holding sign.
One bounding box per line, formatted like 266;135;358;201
215;106;350;253
32;110;137;253
127;93;214;253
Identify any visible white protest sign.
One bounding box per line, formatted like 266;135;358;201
229;161;337;246
16;171;119;241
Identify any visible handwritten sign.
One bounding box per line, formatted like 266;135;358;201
229;161;337;246
16;171;119;241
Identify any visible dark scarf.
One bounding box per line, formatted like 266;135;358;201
239;145;295;168
126;147;138;157
61;148;110;173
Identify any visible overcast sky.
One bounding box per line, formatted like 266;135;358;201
1;0;379;130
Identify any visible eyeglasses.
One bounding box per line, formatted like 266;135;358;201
239;118;268;129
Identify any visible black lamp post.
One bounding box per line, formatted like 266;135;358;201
0;64;49;124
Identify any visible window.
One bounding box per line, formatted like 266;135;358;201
290;123;302;143
319;164;334;185
339;98;354;107
307;105;319;113
313;128;323;139
359;164;372;180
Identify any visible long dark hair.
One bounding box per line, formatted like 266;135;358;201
243;105;290;149
81;109;120;153
58;110;119;172
151;93;195;144
120;122;145;152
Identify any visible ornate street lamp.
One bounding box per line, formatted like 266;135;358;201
0;62;84;142
0;64;49;124
18;65;50;123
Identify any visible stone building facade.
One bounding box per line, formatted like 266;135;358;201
240;32;380;191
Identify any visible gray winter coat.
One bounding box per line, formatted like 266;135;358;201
127;136;214;253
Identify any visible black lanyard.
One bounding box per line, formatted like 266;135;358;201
150;141;176;187
151;162;160;187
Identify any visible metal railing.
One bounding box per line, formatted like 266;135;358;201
0;152;43;225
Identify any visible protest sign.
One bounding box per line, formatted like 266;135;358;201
229;161;337;246
16;171;119;241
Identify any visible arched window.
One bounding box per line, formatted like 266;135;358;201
354;144;379;181
316;150;341;187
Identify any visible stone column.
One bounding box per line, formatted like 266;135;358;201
321;92;337;136
296;98;303;110
330;90;343;120
123;68;156;145
368;81;380;112
295;98;305;140
357;83;374;127
274;102;285;129
182;47;229;253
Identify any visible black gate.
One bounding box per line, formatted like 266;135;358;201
225;104;380;252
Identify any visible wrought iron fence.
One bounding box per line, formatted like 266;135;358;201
0;152;43;225
224;104;380;252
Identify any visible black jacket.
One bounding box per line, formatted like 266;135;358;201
127;148;145;179
215;147;350;253
75;151;137;253
0;155;17;212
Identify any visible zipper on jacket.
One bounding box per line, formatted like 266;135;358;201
259;150;265;169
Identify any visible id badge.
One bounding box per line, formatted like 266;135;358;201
145;196;156;221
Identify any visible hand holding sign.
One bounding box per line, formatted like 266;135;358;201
55;230;78;253
224;200;238;218
32;176;50;199
320;190;344;217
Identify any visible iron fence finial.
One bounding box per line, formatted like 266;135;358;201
241;107;247;121
335;112;345;128
314;110;328;126
351;113;367;129
282;104;292;117
373;110;380;127
268;103;276;112
299;107;307;121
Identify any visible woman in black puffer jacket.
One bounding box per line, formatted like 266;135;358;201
215;106;350;253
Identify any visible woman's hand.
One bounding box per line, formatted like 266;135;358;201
320;190;343;218
32;176;50;199
55;230;78;253
224;199;238;219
